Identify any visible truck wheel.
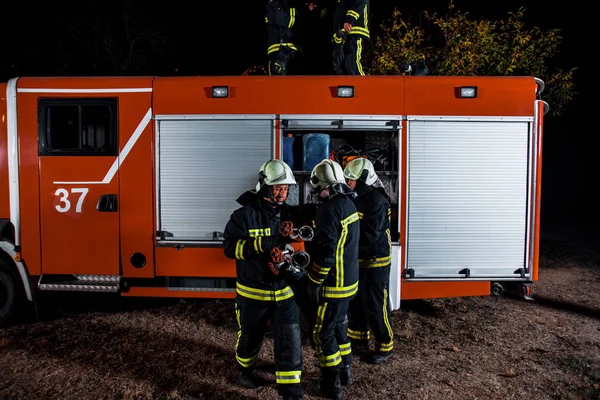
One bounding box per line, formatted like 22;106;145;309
0;266;18;325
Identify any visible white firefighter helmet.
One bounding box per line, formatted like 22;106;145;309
343;157;378;186
255;159;297;192
309;159;346;192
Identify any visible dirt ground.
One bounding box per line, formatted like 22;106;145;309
0;235;599;400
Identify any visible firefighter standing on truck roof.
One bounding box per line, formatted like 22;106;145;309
223;159;304;400
265;0;318;75
304;159;360;400
343;158;394;365
332;0;370;75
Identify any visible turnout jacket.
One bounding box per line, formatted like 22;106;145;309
333;0;370;39
355;185;392;268
223;198;294;302
308;192;360;300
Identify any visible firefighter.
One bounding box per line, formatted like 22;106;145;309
305;159;360;400
223;159;303;400
265;1;317;75
332;0;370;76
343;158;394;365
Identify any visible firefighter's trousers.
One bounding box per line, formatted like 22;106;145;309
235;294;303;397
348;265;394;353
313;298;352;372
337;35;368;76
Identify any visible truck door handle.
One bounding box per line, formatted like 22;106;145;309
96;194;118;212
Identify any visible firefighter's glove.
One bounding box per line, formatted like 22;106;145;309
306;282;321;306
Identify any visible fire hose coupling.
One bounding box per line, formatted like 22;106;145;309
268;244;311;276
280;221;315;241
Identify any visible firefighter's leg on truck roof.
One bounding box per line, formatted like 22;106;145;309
273;296;303;398
367;265;394;365
342;35;367;76
235;296;270;388
331;31;345;75
269;44;297;75
347;267;371;356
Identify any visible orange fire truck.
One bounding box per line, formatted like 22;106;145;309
0;75;549;324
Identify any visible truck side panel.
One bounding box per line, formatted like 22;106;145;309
152;76;405;115
404;76;537;116
16;91;42;274
16;77;155;277
0;83;9;219
117;90;155;278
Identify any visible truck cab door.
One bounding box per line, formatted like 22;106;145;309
37;98;120;276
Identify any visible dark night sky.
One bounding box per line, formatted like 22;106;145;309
1;0;596;234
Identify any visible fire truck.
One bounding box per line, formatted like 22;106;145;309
0;75;548;324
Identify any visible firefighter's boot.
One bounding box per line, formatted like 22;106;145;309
370;351;393;365
237;368;257;389
319;368;342;400
340;364;352;386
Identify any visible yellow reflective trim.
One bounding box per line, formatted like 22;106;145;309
341;212;360;227
370;255;392;268
346;10;359;19
335;212;358;287
288;7;296;28
321;281;358;299
276;370;301;384
348;328;370;340
356;37;365;76
236;283;294;302
248;228;270;237
268;44;280;54
339;342;351;356
350;26;370;38
235;240;246;260
376;342;394;352
312;303;328;358
308;273;322;285
235;305;242;354
319;351;341;367
236;353;258;368
383;288;394;348
335;224;348;287
280;43;298;51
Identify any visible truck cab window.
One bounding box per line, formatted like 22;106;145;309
38;98;118;156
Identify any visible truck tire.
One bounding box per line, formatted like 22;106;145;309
0;264;18;325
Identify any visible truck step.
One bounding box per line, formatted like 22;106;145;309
38;275;120;293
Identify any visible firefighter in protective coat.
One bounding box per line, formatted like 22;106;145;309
265;1;317;75
332;0;370;75
343;158;394;365
223;159;303;400
305;159;360;400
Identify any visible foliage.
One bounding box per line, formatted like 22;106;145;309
370;1;576;116
49;1;167;76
